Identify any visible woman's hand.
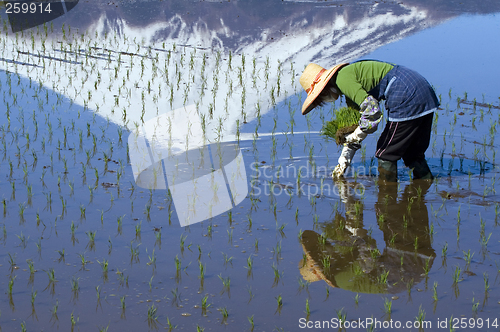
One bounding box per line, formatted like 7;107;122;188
332;142;361;178
344;127;367;144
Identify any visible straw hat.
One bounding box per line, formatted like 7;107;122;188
299;230;337;288
299;247;336;288
300;63;348;115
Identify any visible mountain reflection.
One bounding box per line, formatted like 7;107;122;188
57;0;500;61
2;0;499;142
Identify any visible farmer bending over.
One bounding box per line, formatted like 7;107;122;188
300;60;438;182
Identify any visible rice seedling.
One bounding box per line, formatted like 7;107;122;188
179;233;187;251
378;270;389;285
245;255;253;273
70;313;80;329
480;231;492;250
297;277;310;294
116;268;129;287
35;238;42;254
321;107;360;144
383;298;392;316
50;299;59;321
116;215;124;234
273;241;282;259
201;294;211;313
297;229;304;241
78;252;88;268
8;275;16;296
4;253;16;270
147;249;156;268
248;315;255;330
56;248;65;262
322;255;331;270
27;259;35;275
370;248;381;260
166;317;177;331
218;274;231;294
155;228;162;246
423;257;432;275
71;276;80;294
78;203;86;219
221;252;234;268
170;255;180;273
149;275;154;292
352;293;360;307
441;242;448;257
97;258;108;272
60;196;66;214
98;325;109;332
129;241;140;262
86;230;96;250
275;294;283;312
472;298;479;314
452;266;462;284
18;202;26;220
432;281;438;302
29;287;38;307
16;232;28;248
406;278;414;296
463;249;474;270
272;263;284;287
146;304;158;324
415;305;426;326
336;307;347;324
135;221;141;239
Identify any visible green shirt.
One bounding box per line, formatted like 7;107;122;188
335;61;394;107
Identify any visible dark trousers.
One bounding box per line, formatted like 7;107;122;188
375;113;433;165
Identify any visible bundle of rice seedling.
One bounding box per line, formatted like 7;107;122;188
321;107;361;145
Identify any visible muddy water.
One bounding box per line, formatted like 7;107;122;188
1;1;500;331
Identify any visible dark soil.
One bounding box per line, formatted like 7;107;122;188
335;125;357;145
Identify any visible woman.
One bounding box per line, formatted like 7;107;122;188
300;60;438;182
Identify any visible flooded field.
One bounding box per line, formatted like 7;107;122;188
1;1;500;331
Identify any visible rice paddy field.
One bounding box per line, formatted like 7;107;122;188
1;1;500;331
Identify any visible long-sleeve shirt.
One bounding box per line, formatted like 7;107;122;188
335;60;439;123
336;61;394;108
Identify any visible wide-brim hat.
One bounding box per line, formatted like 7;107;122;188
299;247;336;288
300;63;348;115
299;230;337;288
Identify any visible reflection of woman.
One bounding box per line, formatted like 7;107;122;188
299;61;438;181
299;181;435;293
300;229;388;294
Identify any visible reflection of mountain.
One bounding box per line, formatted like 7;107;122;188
62;0;500;41
52;0;500;71
2;1;499;141
63;1;452;57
